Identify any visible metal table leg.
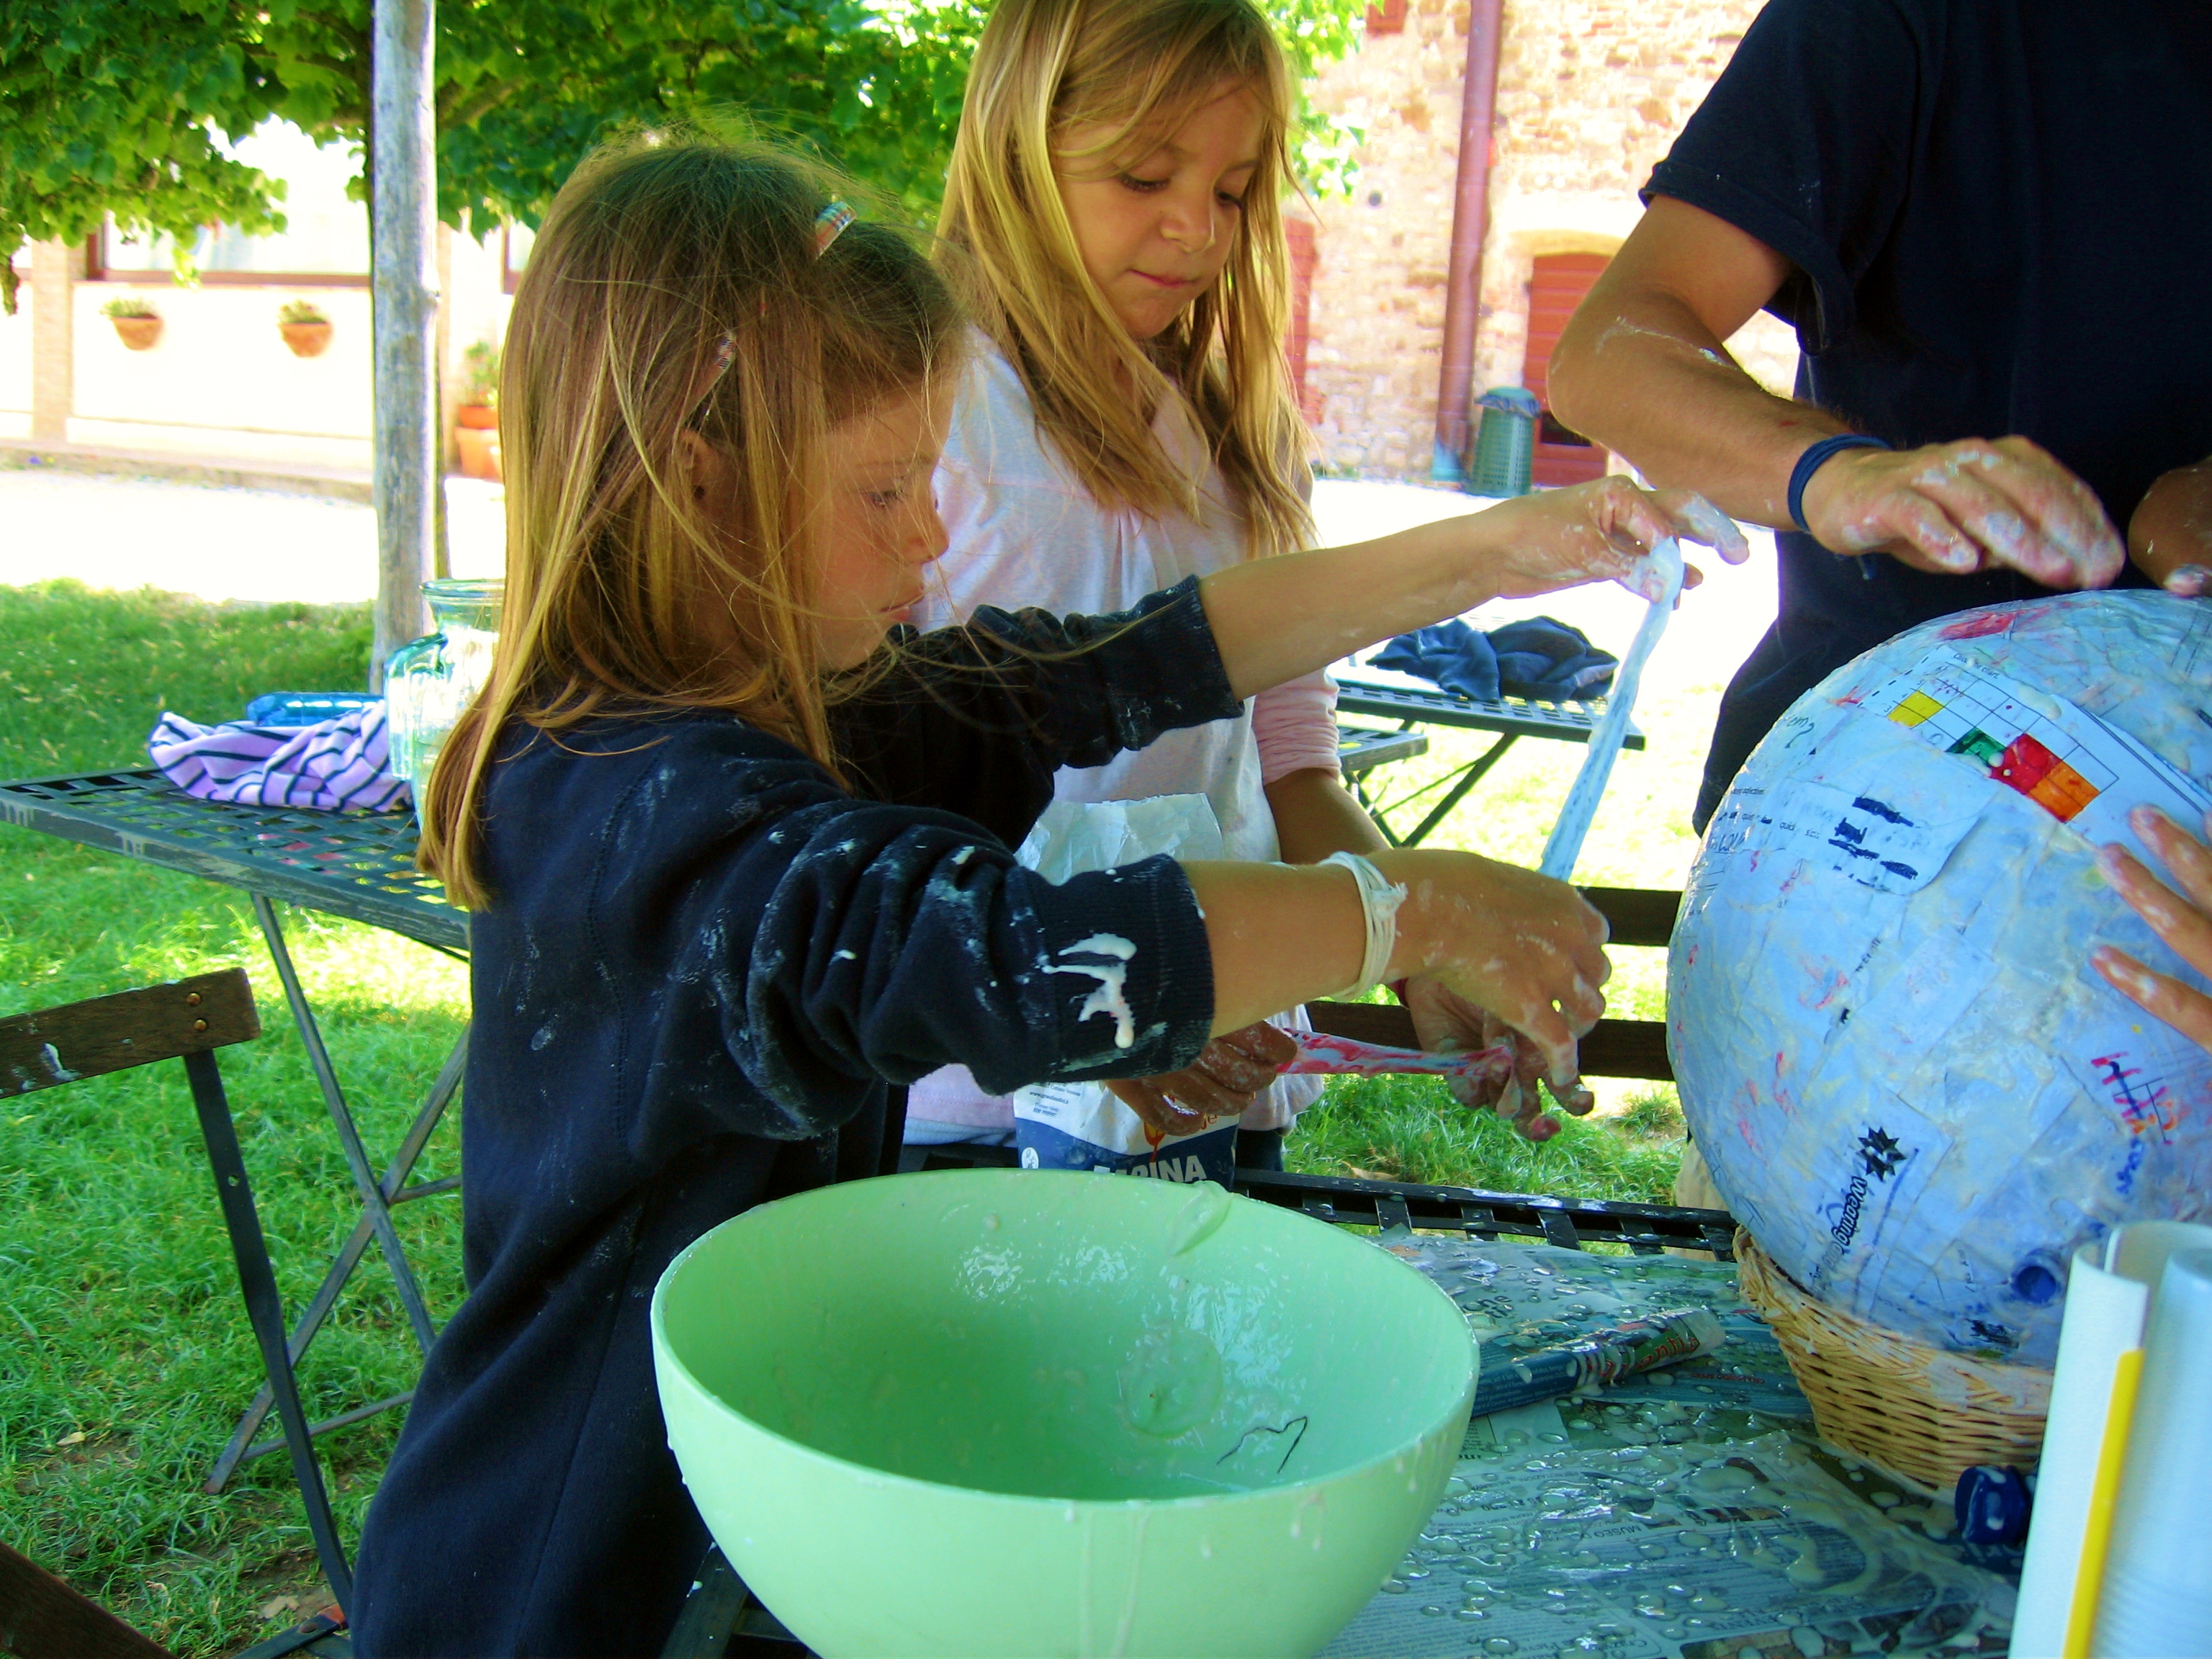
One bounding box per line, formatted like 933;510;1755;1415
207;1025;467;1493
250;893;441;1353
186;1048;356;1609
1361;731;1520;846
662;1546;806;1657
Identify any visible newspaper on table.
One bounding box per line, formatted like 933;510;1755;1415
1321;1237;2020;1659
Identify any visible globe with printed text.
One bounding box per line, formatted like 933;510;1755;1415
1671;591;2212;1364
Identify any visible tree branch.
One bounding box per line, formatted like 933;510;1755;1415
436;78;521;132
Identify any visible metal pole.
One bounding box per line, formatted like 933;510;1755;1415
370;0;439;688
1431;0;1506;482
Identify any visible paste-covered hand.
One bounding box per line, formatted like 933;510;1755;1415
1798;436;2125;590
2126;456;2212;596
2093;806;2212;1051
1400;976;1594;1142
1381;849;1610;1133
1104;1020;1297;1140
1467;477;1749;601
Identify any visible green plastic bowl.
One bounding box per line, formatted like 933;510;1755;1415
652;1170;1477;1658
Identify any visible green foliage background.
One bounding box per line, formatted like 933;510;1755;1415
1;0;1369;309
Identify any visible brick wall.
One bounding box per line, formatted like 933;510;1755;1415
1295;0;1801;480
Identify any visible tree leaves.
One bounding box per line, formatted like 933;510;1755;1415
1;1;292;305
2;0;1369;313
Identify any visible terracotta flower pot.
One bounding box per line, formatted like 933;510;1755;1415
454;425;503;482
111;315;162;351
455;403;498;430
280;320;333;358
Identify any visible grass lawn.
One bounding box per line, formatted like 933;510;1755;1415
0;570;1712;1651
1;581;465;1650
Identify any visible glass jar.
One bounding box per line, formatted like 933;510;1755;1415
385;577;503;786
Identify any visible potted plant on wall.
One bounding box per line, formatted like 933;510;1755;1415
101;296;162;351
277;298;333;358
453;340;500;481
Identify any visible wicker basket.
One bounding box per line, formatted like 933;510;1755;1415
1733;1229;2051;1493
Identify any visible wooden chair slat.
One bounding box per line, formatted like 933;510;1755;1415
0;969;258;1098
1578;886;1681;950
0;1537;174;1659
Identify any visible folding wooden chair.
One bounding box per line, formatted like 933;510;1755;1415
0;970;354;1610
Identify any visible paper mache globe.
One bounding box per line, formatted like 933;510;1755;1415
1671;590;2212;1367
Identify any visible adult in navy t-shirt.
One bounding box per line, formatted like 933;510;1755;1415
1547;0;2212;830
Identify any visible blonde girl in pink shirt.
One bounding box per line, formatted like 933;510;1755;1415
906;0;1557;1156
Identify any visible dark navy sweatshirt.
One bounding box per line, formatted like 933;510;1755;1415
350;580;1239;1656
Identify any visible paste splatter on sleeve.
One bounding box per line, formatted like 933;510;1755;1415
738;804;1213;1112
486;692;1221;1161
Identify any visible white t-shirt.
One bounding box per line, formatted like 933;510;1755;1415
906;336;1340;1133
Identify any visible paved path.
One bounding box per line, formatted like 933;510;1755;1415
0;468;504;604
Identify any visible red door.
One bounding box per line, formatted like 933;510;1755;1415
1522;252;1611;487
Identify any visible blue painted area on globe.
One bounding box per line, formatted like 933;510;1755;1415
1672;591;2212;1365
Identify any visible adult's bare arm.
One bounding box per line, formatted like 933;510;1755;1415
1548;197;2124;592
1549;197;1809;526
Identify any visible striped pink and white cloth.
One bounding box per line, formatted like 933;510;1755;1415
149;703;410;812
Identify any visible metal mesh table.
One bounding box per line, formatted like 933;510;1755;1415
0;768;465;952
0;768;467;1510
1334;675;1645;846
1338;722;1429;781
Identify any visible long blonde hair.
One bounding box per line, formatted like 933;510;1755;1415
418;130;961;909
939;0;1313;559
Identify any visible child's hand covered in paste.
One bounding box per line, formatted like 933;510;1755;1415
1467;478;1749;601
1401;976;1596;1142
1379;848;1610;1116
1105;1020;1298;1140
2095;805;2212;1051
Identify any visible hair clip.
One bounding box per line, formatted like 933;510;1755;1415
814;201;855;256
693;330;738;409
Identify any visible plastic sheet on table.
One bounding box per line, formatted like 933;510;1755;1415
1319;1237;2021;1658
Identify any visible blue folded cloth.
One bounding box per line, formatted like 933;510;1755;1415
1368;616;1617;703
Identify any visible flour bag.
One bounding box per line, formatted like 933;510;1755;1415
1012;795;1236;1184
